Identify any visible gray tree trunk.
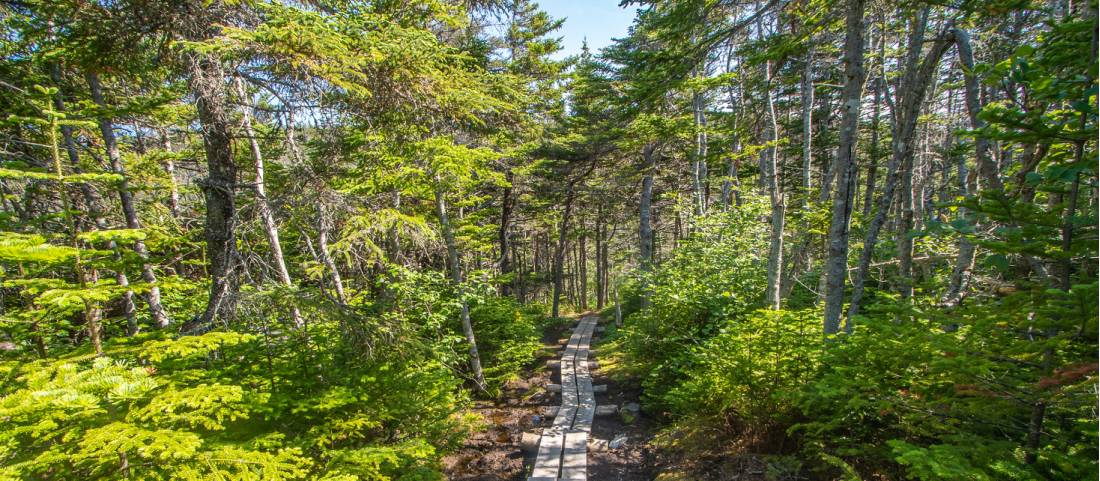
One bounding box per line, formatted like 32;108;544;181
316;201;347;304
763;60;785;310
638;143;658;304
434;181;487;391
848;10;955;323
160;131;182;220
233;78;303;328
551;183;577;318
862;76;883;218
822;0;867;334
722;53;745;209
87;73;172;329
941;28;997;307
187;52;240;327
498;170;515;296
800;47;815;199
595;211;604;309
692;88;709;217
50;66;139;335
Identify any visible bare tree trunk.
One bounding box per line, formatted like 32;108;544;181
639;143;658;308
160;131;182;220
613;282;623;327
849;10;955;322
316;201;347;304
692;88;708;217
823;0;867;334
723;52;745;210
434;181;486;391
551;188;575;318
800;47;815;200
180;45;241;328
763;60;785;310
233;77;303;328
941;28;998;306
897;147;916;299
498;171;515;296
51;66;138;335
595;211;604;309
861;97;882;207
579;229;588;310
862;29;885;218
87;73;171;329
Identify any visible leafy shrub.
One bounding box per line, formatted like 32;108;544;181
469;296;545;393
794;285;1099;480
658;309;821;424
619;198;769;404
0;275;476;481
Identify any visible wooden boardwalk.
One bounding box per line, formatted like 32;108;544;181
529;315;598;481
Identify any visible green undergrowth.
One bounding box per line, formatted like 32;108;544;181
0;266;554;480
612;198;1098;480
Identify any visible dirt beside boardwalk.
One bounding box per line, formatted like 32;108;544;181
587;349;658;481
442;314;659;481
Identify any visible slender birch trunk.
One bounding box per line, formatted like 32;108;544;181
316;201;347;304
233;77;303;328
639;143;658;308
434;180;486;391
763;59;785;310
87;73;172;329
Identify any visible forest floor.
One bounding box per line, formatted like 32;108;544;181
442;313;659;481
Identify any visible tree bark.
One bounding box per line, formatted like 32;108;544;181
233;77;303;328
316;200;347;303
800;47;815;199
861;92;882;209
595;211;604;309
498;170;515;296
823;0;867;334
579;229;588;310
639;143;658;307
434;181;487;391
941;28;998;307
848;10;954;322
87;73;172;329
180;46;241;328
723;52;745;210
692;88;708;217
862;31;885;218
763;59;785;310
160;130;182;220
551;187;575;318
51;66;138;335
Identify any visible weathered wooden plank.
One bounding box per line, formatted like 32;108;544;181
574;382;595;432
530;427;564;479
560;430;588;480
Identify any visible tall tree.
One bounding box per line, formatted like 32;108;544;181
822;0;867;334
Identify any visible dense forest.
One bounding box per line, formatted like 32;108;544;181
0;0;1096;479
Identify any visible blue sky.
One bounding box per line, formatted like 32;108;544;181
538;0;638;59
